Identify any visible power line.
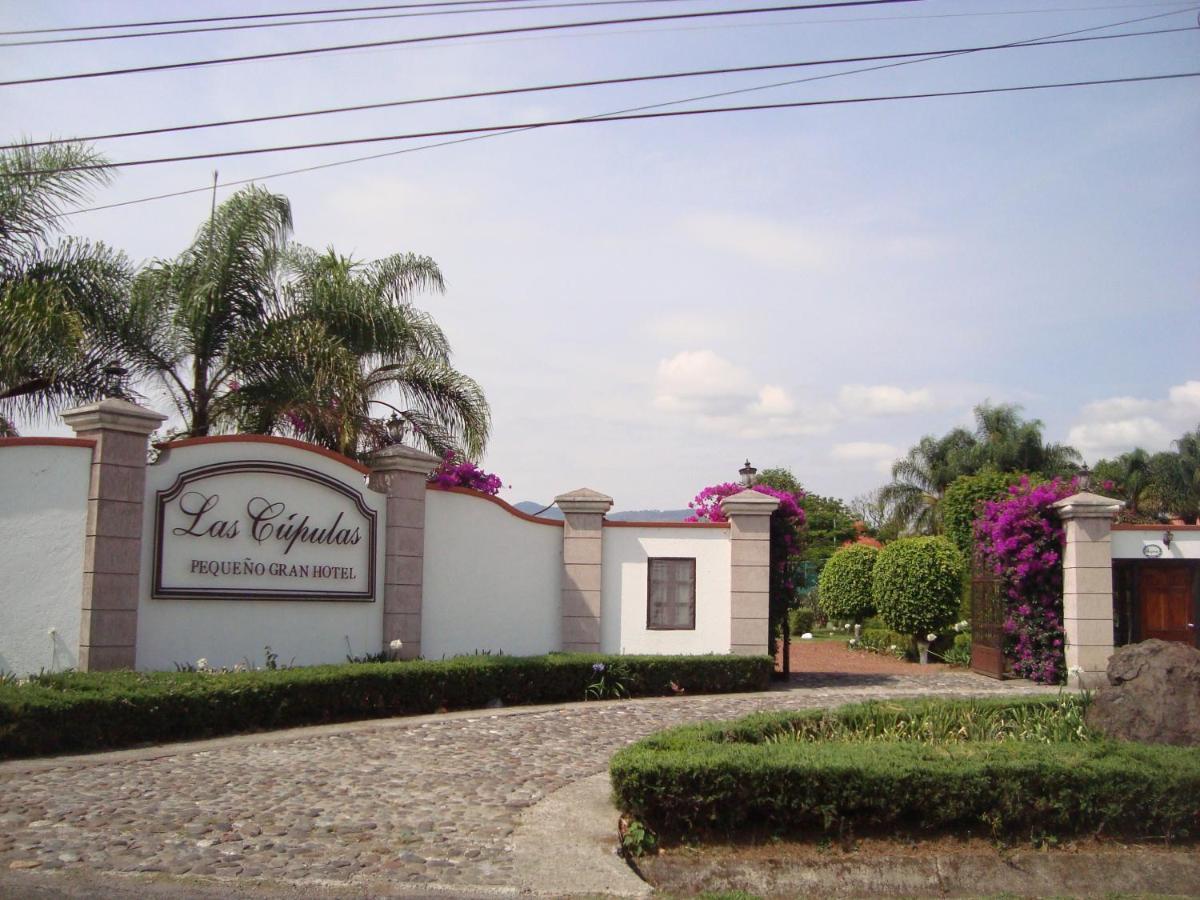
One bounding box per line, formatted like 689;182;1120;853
9;24;1192;150
4;0;1187;38
47;4;1200;214
0;0;714;48
15;71;1199;176
0;1;920;87
0;0;697;36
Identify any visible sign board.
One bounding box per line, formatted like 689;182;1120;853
154;461;377;600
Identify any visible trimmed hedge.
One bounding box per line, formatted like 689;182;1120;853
0;653;771;759
611;697;1200;841
872;536;964;638
817;544;878;623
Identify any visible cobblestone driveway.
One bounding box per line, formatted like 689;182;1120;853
0;672;1056;892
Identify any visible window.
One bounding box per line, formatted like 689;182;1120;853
647;557;696;630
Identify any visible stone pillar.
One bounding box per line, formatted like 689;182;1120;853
719;489;780;656
554;488;613;653
61;398;166;671
368;445;440;660
1052;490;1125;689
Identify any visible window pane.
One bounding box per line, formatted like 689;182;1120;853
648;557;695;629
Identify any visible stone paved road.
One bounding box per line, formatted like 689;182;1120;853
0;672;1057;893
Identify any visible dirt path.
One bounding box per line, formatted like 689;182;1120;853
786;637;950;676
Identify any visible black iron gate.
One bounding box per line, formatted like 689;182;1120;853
970;564;1007;679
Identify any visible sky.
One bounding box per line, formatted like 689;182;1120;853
2;0;1198;510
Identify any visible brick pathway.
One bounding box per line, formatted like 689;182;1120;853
0;674;1057;892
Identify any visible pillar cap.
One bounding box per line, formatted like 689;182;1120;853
719;488;780;517
368;443;442;475
555;487;613;515
1052;491;1125;519
61;398;166;436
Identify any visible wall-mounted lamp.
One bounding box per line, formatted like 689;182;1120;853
739;459;757;487
1163;528;1174;548
1077;464;1091;492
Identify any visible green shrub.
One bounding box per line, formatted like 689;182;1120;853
610;696;1200;841
942;472;1024;560
853;627;909;659
789;607;816;635
872;536;964;640
0;653;771;759
817;544;879;624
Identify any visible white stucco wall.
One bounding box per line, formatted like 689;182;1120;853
422;489;561;658
0;442;91;675
1113;527;1200;560
600;526;731;655
136;439;385;671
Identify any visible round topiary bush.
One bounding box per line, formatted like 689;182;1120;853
817;544;879;624
871;536;964;639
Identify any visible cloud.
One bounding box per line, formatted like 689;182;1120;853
750;385;795;417
653;350;755;416
1068;380;1200;458
837;384;934;417
652;350;833;438
678;211;946;271
1068;418;1173;456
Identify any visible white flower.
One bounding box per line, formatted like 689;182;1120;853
800;632;813;640
889;644;898;651
844;623;851;630
926;633;938;642
196;658;209;671
389;639;404;650
233;662;246;673
47;627;57;637
848;638;858;646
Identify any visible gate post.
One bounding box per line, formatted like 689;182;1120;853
554;488;613;653
61;398;166;671
1052;490;1124;689
368;445;440;660
720;489;780;656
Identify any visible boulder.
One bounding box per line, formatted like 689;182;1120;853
1085;639;1200;746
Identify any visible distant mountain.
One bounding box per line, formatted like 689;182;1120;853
512;501;691;522
608;509;692;522
513;501;563;520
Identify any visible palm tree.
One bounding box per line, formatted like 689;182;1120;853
1093;448;1153;513
879;428;977;535
123;187;489;459
119;185;293;437
0;141;132;434
971;401;1080;475
1150;427;1200;524
222;246;489;458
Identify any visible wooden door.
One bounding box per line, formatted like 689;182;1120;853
1140;567;1195;644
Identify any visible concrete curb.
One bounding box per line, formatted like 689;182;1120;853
511;772;651;898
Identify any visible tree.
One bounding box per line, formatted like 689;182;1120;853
969;401;1080;476
1092;448;1153;516
120;186;293;438
223;247;490;458
121;188;489;459
817;544;878;624
1149;426;1200;524
0;141;132;434
871;536;964;644
879;428;977;536
879;401;1080;536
